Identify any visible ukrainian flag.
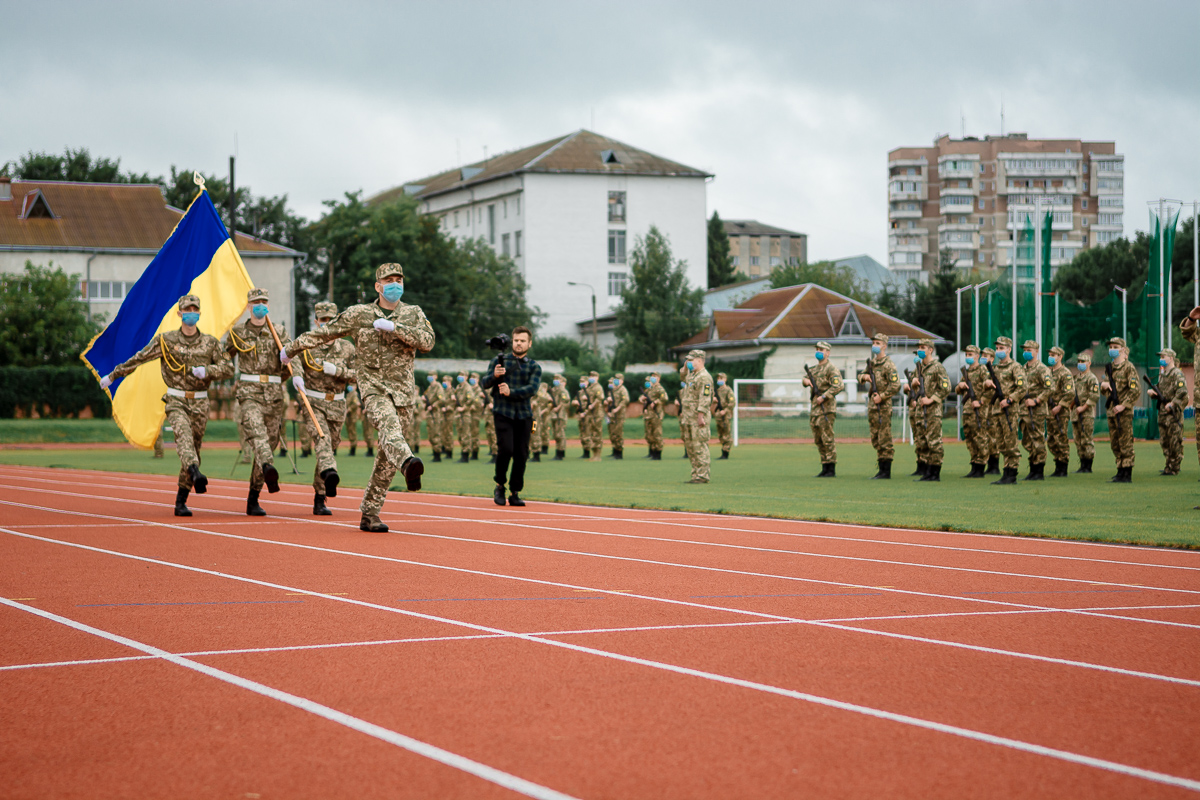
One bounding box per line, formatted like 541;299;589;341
82;190;255;449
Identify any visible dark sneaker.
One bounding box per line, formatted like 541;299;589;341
494;485;506;506
508;493;526;507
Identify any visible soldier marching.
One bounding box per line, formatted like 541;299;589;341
803;341;845;477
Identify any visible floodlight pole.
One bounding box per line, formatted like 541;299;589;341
1115;285;1128;343
1034;196;1043;350
973;280;990;347
567;281;598;354
1193;201;1199;309
955;284;971;440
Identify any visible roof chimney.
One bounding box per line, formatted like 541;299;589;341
0;177;11;201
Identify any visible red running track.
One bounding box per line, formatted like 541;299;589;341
1;464;1199;799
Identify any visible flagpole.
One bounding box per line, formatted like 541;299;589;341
1034;197;1042;348
265;314;325;439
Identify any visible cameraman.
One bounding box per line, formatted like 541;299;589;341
481;326;542;506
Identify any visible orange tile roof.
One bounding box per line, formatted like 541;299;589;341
370;130;711;204
0;180;299;256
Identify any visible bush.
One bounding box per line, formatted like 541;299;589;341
0;366;113;418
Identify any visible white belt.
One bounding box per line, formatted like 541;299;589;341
305;388;345;402
166;388;208;399
240;373;282;384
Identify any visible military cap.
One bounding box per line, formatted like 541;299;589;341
964;344;980;354
1076;351;1093;362
1022;339;1040;350
650;371;661;377
247;287;269;303
982;347;996;356
554;373;565;381
995;336;1014;349
917;338;934;349
177;294;201;311
1159;347;1177;359
1107;336;1127;349
313;301;337;319
1049;346;1065;358
815;341;832;350
458;368;468;375
614;373;624;380
871;332;889;343
589;370;599;377
469;372;479;379
375;262;404;281
686;349;707;360
717;372;728;380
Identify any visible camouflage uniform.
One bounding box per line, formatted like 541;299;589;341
549;375;570;457
682;350;713;482
1045;347;1075;476
343;385;375;456
422;375;442;457
454;373;474;460
979;349;1001;474
956;345;988;475
913;342;950;479
1180;318;1200;467
906;361;928;472
467;373;485;458
1072;359;1099;470
640;374;668;457
438;378;457;457
1102;337;1140;479
1019;342;1052;477
285;263;434;524
584;372;606;460
225;289;290;496
677;366;692;455
986;338;1026;483
1153;349;1188;475
107;295;233;502
529;382;547;455
607;374;630;456
295;301;356;506
859;334;900;475
806;342;845;473
713;373;735;457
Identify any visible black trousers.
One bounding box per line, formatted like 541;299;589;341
494;413;533;492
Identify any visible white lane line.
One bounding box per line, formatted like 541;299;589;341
3;536;1198;794
0;597;579;800
3;481;1197;600
7;465;1198;565
7;499;1200;691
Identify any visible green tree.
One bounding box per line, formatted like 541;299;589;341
1053;235;1147;305
3;147;159;184
707;211;737;288
0;262;102;366
767;259;873;303
614;226;704;367
533;334;610;373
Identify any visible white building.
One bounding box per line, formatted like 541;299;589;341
0;178;303;332
372;130;710;346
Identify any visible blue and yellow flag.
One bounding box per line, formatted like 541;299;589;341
82;190;255;449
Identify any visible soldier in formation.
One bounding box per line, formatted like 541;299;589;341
977;348;1000;475
549;374;570;460
225;288;290;515
454;370;474;462
530;381;550;462
803;341;845;477
283;262;430;532
1072;352;1098;473
1180;309;1200;470
955;344;989;478
983;337;1025;485
908;338;950;482
607;373;629;459
1149;347;1188;476
101;294;233;516
484;390;497;462
439;374;457;460
1019;340;1052;481
1046;346;1075;477
681;349;714;483
468;372;485;460
858;332;899;479
423;372;442;461
1099;336;1139;483
291;301;355;515
583;370;605;461
677;364;692;458
640;372;667;460
713;372;734;459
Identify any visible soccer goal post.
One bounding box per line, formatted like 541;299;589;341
731;378;910;446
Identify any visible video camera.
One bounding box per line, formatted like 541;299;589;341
486;333;510;351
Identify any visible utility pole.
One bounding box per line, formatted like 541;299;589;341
1115;285;1128;344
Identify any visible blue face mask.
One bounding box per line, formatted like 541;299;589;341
1022;351;1034;362
427;376;435;383
997;350;1008;361
381;282;404;303
181;312;200;327
965;357;974;365
1160;358;1168;367
644;381;652;388
588;377;596;384
815;351;825;361
871;345;881;355
457;376;465;383
613;380;620;386
686;362;695;371
1077;363;1087;371
717;380;725;386
251;303;268;319
553;380;560;387
469;378;477;385
980;357;989;365
916;350;926;360
1048;356;1056;366
1108;348;1120;359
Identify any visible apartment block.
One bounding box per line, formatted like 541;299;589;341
723;219;807;279
887;133;1123;279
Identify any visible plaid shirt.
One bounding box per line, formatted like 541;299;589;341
481;353;542;420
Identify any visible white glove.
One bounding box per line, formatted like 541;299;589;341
322;361;338;376
100;374;113;390
292;375;305;392
280;348;291;365
373;318;396;332
191;366;207;379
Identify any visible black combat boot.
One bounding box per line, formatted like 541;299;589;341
1111;466;1132;483
187;463;208;494
413;443;420;454
1051;460;1069;477
471;451;479;460
400;456;424;491
1024;462;1045;481
349;444;356;456
279;444;288;457
532;451;541;462
247;489;266;516
720;450;730;459
871;459;892;479
541;445;549;455
581;449;590;459
488;453;497;464
262;463;280;493
992;467;1018;485
460;450;470;463
313;494;332;516
432;450;441;463
816;463;835;478
651;449;662;460
1075;457;1092;474
984;456;1000;475
494;484;506;506
919;463;941;482
911;461;928;478
366;446;374;457
320;468;339;498
174;487;192;517
301;448;311;458
613;448;623;459
555;450;565;460
963;463;984;478
645;447;654;458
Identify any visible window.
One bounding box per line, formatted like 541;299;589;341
488;205;495;244
514;230;522;257
978;199;985;210
1099;197;1123;207
608;191;626;223
788;256;800;265
503;199;508;219
608;230;626;263
906;167;916;176
84;281;130;302
515;196;521;215
607;271;627;296
1098;213;1123;226
749;256;760;267
1083;234;1089;246
890;252;920;266
1097;178;1122;190
1095;160;1123;172
770;256;781;267
1082;199;1088;210
942;195;972;206
1082;217;1088;226
501;233;510;256
454;211;459;228
732;256;740;267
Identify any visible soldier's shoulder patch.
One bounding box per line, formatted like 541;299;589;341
702;384;711;396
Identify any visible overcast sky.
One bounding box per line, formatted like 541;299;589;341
4;0;1198;265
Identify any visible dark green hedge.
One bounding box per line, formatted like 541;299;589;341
0;366;113;418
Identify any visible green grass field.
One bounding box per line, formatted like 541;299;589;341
2;436;1195;548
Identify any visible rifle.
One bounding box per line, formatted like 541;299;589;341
961;369;983;429
984;360;1013;431
1104;362;1123;417
804;364;827;418
861;360;878;403
1142;374;1164;411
